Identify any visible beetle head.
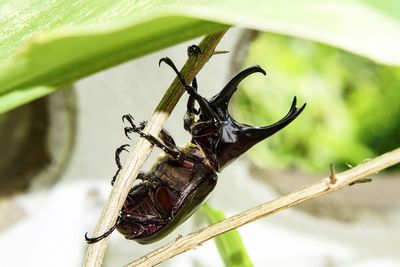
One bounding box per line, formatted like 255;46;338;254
186;65;306;171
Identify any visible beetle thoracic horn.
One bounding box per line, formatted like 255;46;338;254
208;65;266;114
238;96;306;142
213;96;306;170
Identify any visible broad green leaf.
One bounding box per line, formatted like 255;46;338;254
202;203;253;267
1;0;400;114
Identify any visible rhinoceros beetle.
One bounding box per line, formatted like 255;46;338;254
85;46;306;244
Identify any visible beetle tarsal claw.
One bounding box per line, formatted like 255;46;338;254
158;57;173;68
121;144;130;152
85;222;118;244
158;57;167;67
187;45;201;57
124;128;133;140
122;114;135;125
158;57;189;87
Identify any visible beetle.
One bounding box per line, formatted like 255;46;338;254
85;46;306;244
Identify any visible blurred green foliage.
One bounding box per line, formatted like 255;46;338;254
234;33;400;172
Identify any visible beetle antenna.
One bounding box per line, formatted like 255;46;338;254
85;220;118;244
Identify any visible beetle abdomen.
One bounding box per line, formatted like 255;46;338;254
117;151;217;244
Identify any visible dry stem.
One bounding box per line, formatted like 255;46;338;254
127;148;400;267
83;30;227;267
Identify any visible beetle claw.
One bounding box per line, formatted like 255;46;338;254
118;144;130;150
121;144;130;152
122;114;135;125
115;144;130;168
158;57;188;86
124;128;132;140
85;222;118;244
159;57;175;71
159;57;170;67
139;121;147;129
187;45;201;57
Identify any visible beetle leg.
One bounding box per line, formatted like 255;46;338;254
159;57;222;125
138;120;176;147
113;171;148;188
186;45;201;116
186;78;200;115
115;144;129;169
187;44;200;115
136;172;150;182
184;79;201;132
122;114;185;161
85;216;120;244
111;144;130;185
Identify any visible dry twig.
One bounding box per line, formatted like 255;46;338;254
127;148;400;267
83;30;227;267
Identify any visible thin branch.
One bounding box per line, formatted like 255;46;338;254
127;148;400;267
83;30;227;267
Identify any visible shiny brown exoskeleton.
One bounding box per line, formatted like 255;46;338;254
85;46;306;244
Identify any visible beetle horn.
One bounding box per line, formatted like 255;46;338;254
213;96;306;170
239;97;306;142
208;65;266;116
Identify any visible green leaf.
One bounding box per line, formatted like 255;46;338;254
202;203;253;267
1;0;400;114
